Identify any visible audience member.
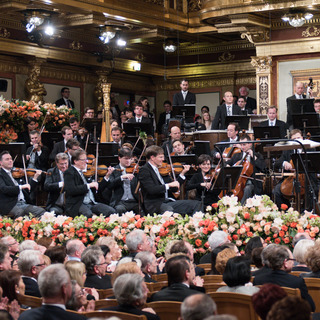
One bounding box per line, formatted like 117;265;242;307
0;270;25;302
126;229;151;258
0;237;19;260
135;251;158;283
292;239;314;272
44;246;67;264
19;240;39;252
300;242;320;279
292;232;311;247
0;244;13;271
244;236;264;263
252;244;277;277
66;240;85;262
251;247;264;270
215;248;236;275
96;237;122;271
66;280;95;312
180;293;217;320
111;261;143;286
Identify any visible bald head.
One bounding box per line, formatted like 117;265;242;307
181;294;217;320
170;126;181;140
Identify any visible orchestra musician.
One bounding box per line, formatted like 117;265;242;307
111;127;124;147
69;117;88;149
44;152;69;215
171;139;187;156
64;149;116;218
127;104;151;124
26;130;49;172
100;147;140;214
226;134;266;205
172;79;196;106
0;151;45;218
65;139;81;165
17;117;39;149
313;99;320;126
186;154;220;206
138;145;201;215
49;126;74;161
162;126;182;157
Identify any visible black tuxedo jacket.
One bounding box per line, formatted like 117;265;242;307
105;304;160;320
64;166;94;217
259;119;288;139
173;91;196;106
0;168;38;215
26;145;50;171
138;162;185;214
55;98;75;109
22;277;41;298
127;117;151;124
211;104;241;130
212;137;239;158
101;165;139;207
149;283;199;302
50;141;66;161
84;273;112;289
253;269;315;311
18;305;87;320
286;94;306;127
246;96;257;112
44;167;64;209
157;112;171;134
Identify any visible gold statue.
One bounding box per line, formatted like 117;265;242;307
25;61;47;103
94;72;109;111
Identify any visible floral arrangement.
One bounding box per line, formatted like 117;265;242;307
0;125;18;144
0;97;78;142
1;195;320;257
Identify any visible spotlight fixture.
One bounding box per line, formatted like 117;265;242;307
163;38;178;53
132;62;141;71
281;11;313;27
44;24;55;36
99;26;116;44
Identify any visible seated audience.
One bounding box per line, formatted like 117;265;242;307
66;280;95;312
150;255;200;302
215;248;236;275
18;264;87;320
111;261;143;286
135;251;158;283
66;239;85;262
180;293;217;320
44;246;67;264
252;284;287;320
126;229;151;258
0;244;12;271
251;247;264;271
81;246;112;289
104;273;159;320
292;239;314;272
201;112;212;130
244;236;264;263
300;242;320;279
96;237;122;271
0;236;19;261
217;256;259;295
19;240;39;252
0;270;25;302
18;250;45;297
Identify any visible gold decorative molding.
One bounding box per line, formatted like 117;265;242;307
95;69;112;111
218;51;235;62
241;28;270;44
135;52;146;61
0;27;10;38
258;75;269;115
188;0;201;12
251;56;272;73
144;0;164;5
69;41;83;51
302;26;320;38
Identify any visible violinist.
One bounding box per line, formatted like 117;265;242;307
186;154;220;206
64;149;116;218
0;151;45;218
100;147;140;214
70;117;88;149
226;134;266;205
25;130;49;172
44;153;69;215
212;122;240;160
162;126;182;158
17;117;38;148
171;139;186;156
139;145;201;215
66;139;81;165
111;127;123;147
49;126;74;161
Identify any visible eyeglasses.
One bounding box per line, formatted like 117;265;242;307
35;263;46;267
96;261;108;266
287;258;296;262
77;288;85;297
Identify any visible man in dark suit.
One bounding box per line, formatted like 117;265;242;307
127;103;151;124
55;87;75;109
44;152;69;215
100;148;140;214
18;249;46;297
19;264;87;320
313;99;320;126
239;86;256;113
82;246;112;289
139;146;201;215
173;79;196;106
162;126;182;157
253;245;315;311
136;251;158;283
64;149;116;218
259;106;288;139
26;130;49;171
150;255;200;302
0;151;45;218
286;81;314;129
157;100;172;136
49;126;74;161
237;96;252;115
211;91;241;129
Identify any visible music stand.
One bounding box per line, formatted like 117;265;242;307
97;156;119;166
253;126;281;140
225;115;250;130
171;105;196;123
86;143;118;157
123;122;153;136
41;132;63;152
0;143;26;167
83;118;102;143
292;113;319;137
171;154;198;165
212;166;242;194
194;140;211;156
290;99;315;114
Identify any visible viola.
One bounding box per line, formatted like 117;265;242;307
222;146;241;159
158;162;197;176
12;168;49;179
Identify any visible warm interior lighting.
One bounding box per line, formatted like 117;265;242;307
163;38;178;53
281;12;313;27
132;62;141;71
99;26;116;44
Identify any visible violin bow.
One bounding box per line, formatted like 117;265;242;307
131;136;141;155
132;143;147;175
28;112;48;156
21;155;28;185
84;133;90;152
166;145;177;182
95;142;99;183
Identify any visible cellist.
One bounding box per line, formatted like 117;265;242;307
226;134;266;205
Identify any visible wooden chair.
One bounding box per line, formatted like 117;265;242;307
197;263;211;274
201;274;223;284
151;274;168;282
209;292;259;320
281;287;301;297
94;299;118;310
291;271;307;277
96;288;114;299
147;301;182;320
146;281;167;293
84;310;147;319
303;278;320;312
16;293;42;308
204;282;226;293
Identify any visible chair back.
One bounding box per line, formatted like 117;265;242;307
147;301;182;320
146;281;167;293
94;299;118;310
151;274;168;282
303;278;320;312
197;263;211;274
281;287;301;297
96;288;114;299
16;293;42;308
205;282;226;293
84;310;147;319
201;274;223;283
210;292;259;320
291;271;307;277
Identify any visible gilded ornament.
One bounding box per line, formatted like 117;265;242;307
188;0;202;12
95;70;112;111
241;29;270;44
69;41;83;50
302;26;320;38
218;52;235;62
259;76;269;114
144;0;164;5
0;28;10;38
135;53;146;62
251;56;272;73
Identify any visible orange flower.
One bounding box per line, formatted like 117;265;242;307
280;204;288;210
195;239;202;247
274;238;281;244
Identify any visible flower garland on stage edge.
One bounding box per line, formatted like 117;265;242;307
0;195;319;257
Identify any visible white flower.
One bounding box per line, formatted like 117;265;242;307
109;214;121;224
40;211;56;223
273;217;284;228
55;215;69;226
43;225;53;237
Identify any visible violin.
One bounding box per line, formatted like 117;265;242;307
222;145;241;159
12;168;49;179
87;154;95;165
126;163;141;174
158;162;197;176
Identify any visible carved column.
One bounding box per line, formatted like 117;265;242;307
251;56;272;115
94;70;110;111
25;58;47;104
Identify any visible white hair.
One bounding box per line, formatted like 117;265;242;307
208;231;228;250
